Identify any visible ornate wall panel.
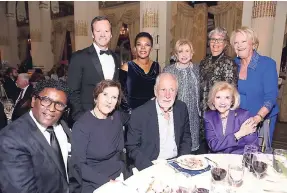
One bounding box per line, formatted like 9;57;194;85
170;2;208;63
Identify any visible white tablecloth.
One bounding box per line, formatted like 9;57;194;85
94;154;287;193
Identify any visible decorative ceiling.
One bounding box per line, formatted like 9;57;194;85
99;1;138;9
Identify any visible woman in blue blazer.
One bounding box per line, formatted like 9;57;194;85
230;27;279;151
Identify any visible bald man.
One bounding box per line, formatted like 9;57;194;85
126;73;192;171
12;73;33;121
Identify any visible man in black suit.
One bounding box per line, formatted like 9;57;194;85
68;16;121;122
0;80;77;193
126;73;192;171
3;67;20;103
11;73;33;121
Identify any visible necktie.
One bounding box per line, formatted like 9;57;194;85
46;126;66;177
100;50;111;55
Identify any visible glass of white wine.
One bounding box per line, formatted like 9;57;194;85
273;149;287;177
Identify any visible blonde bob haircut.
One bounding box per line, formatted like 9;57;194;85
174;39;195;60
230;26;259;50
207;81;240;111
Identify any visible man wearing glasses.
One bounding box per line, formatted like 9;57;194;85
0;80;79;193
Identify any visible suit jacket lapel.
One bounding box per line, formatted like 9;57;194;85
16;85;33;108
111;51;120;80
215;112;224;137
60;120;72;143
225;110;235;135
88;45;104;80
26;114;68;182
172;103;180;145
148;100;160;153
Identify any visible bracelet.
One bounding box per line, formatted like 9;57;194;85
256;114;264;121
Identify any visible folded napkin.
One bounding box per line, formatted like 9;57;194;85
168;162;211;176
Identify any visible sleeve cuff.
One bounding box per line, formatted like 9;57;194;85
263;100;273;111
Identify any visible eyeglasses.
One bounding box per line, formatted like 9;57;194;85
35;95;67;112
210;38;225;43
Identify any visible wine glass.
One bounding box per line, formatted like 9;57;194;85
243;145;258;172
210;166;227;193
252;152;268;179
228;163;244;193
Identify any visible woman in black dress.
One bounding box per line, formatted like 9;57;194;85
199;27;238;153
120;32;160;111
71;80;128;192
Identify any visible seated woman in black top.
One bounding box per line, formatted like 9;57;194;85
71;80;128;192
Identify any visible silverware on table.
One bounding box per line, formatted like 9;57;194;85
263;189;287;193
204;157;218;166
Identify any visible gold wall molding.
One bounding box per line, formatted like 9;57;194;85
30;29;42;42
0;36;9;46
142;9;159;28
39;1;49;9
75;20;88;36
252;1;277;18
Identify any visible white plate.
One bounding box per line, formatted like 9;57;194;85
176;155;209;170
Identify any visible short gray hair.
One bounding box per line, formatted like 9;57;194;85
154;73;178;91
208;27;229;41
18;73;30;82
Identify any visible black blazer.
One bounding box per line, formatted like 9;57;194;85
11;84;33;121
126;100;192;171
0;113;75;193
3;77;20;103
0;102;7;130
67;45;121;121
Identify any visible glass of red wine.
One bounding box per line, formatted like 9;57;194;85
243;145;258;172
210;166;227;193
252;152;268;179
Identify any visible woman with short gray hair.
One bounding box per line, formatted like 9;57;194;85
199;27;238;153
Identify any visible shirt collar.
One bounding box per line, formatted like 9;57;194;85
236;50;260;70
29;110;58;132
93;42;108;55
22;84;29;92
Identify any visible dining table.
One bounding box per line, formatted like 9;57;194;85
94;153;287;193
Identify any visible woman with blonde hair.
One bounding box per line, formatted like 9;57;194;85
204;81;258;154
163;39;200;153
230;26;278;152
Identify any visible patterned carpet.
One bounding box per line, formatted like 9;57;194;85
272;121;287;149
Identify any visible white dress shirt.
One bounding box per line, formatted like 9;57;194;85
93;43;115;80
29;111;69;180
155;100;178;160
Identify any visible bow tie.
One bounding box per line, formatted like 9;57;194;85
100;50;111;55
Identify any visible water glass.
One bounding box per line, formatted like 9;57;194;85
273;149;287;177
228;164;244;193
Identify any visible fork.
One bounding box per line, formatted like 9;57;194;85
204;157;218;167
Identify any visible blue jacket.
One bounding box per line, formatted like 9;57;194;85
234;51;279;118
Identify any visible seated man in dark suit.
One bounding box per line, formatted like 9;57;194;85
0;79;80;193
12;73;33;121
0;102;7;130
3;67;20;103
126;73;192;171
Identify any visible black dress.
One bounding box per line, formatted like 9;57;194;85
119;61;160;111
71;111;128;192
